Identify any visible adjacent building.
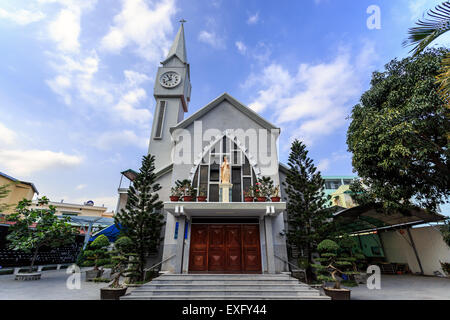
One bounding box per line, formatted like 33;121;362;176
0;171;38;215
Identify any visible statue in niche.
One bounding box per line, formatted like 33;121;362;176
220;155;230;184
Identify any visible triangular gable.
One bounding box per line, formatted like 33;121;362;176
170;93;279;133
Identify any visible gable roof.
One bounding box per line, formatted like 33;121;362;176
170;92;279;133
0;171;39;195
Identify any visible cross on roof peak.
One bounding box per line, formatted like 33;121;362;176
179;19;187;24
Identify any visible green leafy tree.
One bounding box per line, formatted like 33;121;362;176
347;49;450;213
82;235;110;270
114;154;164;281
403;2;450;103
6;197;76;272
283;139;333;282
0;183;12;213
312;239;360;289
107;236;139;288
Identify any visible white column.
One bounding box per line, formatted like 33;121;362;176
264;216;276;274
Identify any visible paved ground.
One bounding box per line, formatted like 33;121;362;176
0;267;111;300
1;270;449;300
350;275;450;300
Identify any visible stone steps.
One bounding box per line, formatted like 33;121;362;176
122;274;330;300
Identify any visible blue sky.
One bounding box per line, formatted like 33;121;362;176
0;0;449;213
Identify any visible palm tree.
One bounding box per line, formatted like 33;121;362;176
403;1;450;105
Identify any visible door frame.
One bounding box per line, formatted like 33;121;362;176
188;223;262;274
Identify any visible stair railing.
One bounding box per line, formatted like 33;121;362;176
143;254;176;280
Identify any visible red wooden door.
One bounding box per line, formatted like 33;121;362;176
189;224;261;273
208;225;225;271
189;224;208;271
242;225;262;272
225;226;242;272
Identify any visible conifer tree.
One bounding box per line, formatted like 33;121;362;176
114;154;164;281
283;139;333;282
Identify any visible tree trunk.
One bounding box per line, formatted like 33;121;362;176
30;247;39;272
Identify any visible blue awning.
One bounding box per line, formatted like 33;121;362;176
89;223;121;242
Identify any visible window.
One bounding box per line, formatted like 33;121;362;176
191;136;257;202
154;101;166;139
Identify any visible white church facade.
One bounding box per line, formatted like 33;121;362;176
117;23;290;274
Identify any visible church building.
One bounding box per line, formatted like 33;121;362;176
117;22;290;275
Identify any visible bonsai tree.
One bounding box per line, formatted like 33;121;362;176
312;239;360;290
6;197;76;273
114;154;165;282
108;236;139;288
82;235;110;271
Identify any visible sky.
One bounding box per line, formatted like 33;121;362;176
0;0;449;214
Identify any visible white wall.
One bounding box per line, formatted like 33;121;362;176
381;226;450;276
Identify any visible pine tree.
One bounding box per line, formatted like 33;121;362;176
283;139;333;282
114;154;164;281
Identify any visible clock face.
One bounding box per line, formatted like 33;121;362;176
160;71;181;88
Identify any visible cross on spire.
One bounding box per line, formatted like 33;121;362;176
179;19;187;24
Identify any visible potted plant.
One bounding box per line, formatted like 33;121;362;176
244;187;255;202
82;234;111;281
312;239;360;300
255;176;277;202
270;185;281;202
6;197;76;280
254;183;266;202
197;186;207;202
100;236;138;300
170;186;182;202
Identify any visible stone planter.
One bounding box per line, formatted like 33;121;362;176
15;272;41;281
323;287;351;300
197;196;207;202
100;286;127;300
170;196;180;202
183;196;193;202
270;197;281;202
256;197;267;202
85;269;103;281
244;197;254;202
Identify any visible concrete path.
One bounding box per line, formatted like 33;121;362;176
0;267;111;300
350;275;450;300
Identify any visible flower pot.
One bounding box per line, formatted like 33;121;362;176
15;272;41;281
197;196;207;202
85;269;103;281
244;197;254;202
270;197;281;202
100;286;127;300
183;196;193;202
323;287;351;300
256;197;267;202
170;196;180;202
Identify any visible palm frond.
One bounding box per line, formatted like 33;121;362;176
403;1;450;56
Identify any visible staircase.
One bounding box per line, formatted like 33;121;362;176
121;273;330;300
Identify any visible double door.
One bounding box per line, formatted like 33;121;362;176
189;224;261;273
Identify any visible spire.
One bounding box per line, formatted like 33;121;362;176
165;19;187;63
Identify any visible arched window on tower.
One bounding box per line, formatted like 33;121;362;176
191;136;257;202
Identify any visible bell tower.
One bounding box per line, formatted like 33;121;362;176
149;20;191;172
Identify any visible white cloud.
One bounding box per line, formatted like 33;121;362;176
317;159;330;172
93;130;149;151
0;123;17;145
198;30;225;49
48;8;80;52
247;12;259;25
245;42;377;145
0;8;45;25
0;149;83;176
75;184;86;190
101;0;177;62
235;41;247;55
